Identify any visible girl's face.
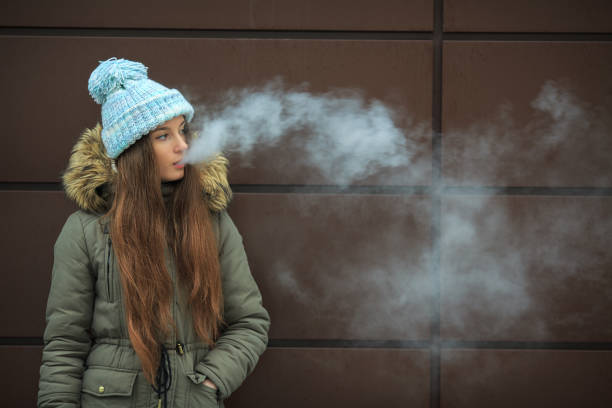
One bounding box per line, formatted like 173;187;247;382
150;115;189;182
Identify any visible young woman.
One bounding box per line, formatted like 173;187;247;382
38;58;270;407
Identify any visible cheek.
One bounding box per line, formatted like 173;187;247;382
151;144;170;164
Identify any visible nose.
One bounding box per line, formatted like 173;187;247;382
174;134;188;152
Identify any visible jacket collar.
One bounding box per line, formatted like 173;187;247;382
62;123;232;214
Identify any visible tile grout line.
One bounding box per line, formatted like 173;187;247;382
1;27;610;42
4;337;612;350
430;1;444;407
2;183;612;195
0;27;431;40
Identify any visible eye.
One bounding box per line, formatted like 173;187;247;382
155;134;168;140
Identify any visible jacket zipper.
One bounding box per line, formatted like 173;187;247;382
106;237;113;301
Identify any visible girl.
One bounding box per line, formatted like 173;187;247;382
38;58;270;407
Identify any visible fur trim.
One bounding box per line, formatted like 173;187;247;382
63;124;231;214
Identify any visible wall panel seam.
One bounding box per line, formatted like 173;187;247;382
0;27;433;40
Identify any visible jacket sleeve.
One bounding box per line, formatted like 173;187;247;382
195;211;270;399
38;212;95;407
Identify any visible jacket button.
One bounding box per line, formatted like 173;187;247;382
99;385;105;393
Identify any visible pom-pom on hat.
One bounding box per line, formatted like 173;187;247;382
88;57;194;158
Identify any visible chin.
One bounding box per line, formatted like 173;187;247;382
162;172;185;182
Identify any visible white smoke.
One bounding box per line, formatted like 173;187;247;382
440;196;541;339
445;80;610;186
440;81;612;339
185;79;611;340
256;195;432;339
183;78;428;185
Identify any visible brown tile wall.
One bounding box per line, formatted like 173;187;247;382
443;42;612;187
2;346;43;408
445;0;612;33
0;192;76;337
2;1;611;407
1;1;433;31
228;348;430;407
441;196;612;342
441;350;612;408
229;193;432;340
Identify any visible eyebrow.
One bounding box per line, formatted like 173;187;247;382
152;120;186;132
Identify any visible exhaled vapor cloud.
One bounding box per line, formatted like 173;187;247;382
183;78;428;185
186;79;611;340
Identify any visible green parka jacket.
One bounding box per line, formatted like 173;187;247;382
38;125;270;407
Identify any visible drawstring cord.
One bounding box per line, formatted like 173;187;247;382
152;345;172;408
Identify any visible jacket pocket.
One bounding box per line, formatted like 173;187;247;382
81;366;137;406
186;373;220;408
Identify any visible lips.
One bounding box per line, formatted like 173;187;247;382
173;161;185;169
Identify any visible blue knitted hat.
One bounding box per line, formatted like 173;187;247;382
88;57;194;158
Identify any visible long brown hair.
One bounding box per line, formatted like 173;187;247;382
108;134;223;384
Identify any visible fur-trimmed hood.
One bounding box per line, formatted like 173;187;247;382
63;124;232;214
